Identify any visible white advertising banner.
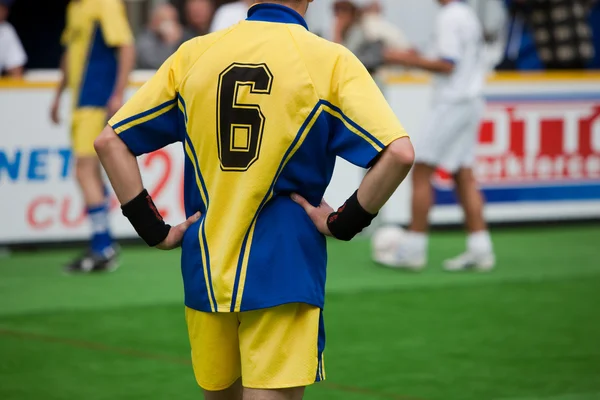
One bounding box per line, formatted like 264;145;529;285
1;73;600;244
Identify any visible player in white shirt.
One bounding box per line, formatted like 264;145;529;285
380;0;495;271
209;0;252;32
0;0;27;78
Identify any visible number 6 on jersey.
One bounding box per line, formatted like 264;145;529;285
217;63;274;171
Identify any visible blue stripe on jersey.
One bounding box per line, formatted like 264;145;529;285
117;103;182;156
183;136;208;214
183;147;205;216
181;217;212;310
180;91;218;310
200;216;218;310
79;23;118;107
112;99;177;131
322;100;386;150
177;93;189;122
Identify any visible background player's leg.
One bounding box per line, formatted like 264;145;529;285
66;109;117;273
64;155;117;273
409;162;437;233
444;167;495;271
380;162;435;269
203;379;243;400
453;167;486;233
75;156;105;208
243;387;305;400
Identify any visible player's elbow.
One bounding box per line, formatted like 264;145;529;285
94;126;121;156
387;137;415;167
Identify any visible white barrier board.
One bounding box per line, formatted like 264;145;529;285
1;73;599;243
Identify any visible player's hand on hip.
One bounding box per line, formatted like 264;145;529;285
291;194;333;236
156;212;201;250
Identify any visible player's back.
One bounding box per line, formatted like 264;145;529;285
110;3;406;314
433;1;486;102
180;5;344;313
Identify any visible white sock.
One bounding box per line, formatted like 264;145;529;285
467;230;493;254
404;231;428;255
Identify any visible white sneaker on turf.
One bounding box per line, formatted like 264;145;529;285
373;248;427;271
443;251;495;272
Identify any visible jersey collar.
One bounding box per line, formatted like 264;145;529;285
246;3;309;30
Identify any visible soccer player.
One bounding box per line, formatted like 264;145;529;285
94;0;414;397
50;0;135;273
380;0;495;271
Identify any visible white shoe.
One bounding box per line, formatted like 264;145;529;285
443;251;495;272
373;248;427;271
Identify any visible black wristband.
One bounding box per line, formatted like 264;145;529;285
327;190;377;241
121;189;171;247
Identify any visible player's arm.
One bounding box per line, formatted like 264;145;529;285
101;0;136;116
293;48;414;240
384;11;459;75
356;138;414;213
384;49;455;74
96;50;199;250
50;51;68;125
95;127;200;250
108;43;136;116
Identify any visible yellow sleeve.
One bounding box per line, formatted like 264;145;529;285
109;52;182;156
99;0;134;47
328;47;408;168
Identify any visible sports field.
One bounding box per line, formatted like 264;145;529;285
1;225;599;400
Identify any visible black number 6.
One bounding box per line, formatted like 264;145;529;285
216;63;273;171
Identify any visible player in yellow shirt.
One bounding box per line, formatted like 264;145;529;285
50;0;135;273
95;0;414;398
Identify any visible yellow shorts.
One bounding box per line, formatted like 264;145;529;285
185;303;326;391
71;108;108;156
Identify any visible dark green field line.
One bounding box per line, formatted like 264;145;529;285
0;327;425;400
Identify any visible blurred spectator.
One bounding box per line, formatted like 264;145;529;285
508;0;596;70
0;0;27;77
332;0;382;73
210;0;252;32
137;3;184;69
333;0;410;74
360;0;411;51
183;0;214;39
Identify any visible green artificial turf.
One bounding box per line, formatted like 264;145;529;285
1;225;599;400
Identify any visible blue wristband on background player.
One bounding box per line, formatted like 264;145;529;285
327;190;377;241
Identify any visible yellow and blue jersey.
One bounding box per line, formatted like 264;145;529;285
109;3;408;313
61;0;133;108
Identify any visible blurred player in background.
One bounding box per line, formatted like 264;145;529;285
209;0;253;32
95;0;414;396
50;0;135;273
0;0;27;78
183;0;215;39
381;0;495;271
332;0;410;76
137;3;185;69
